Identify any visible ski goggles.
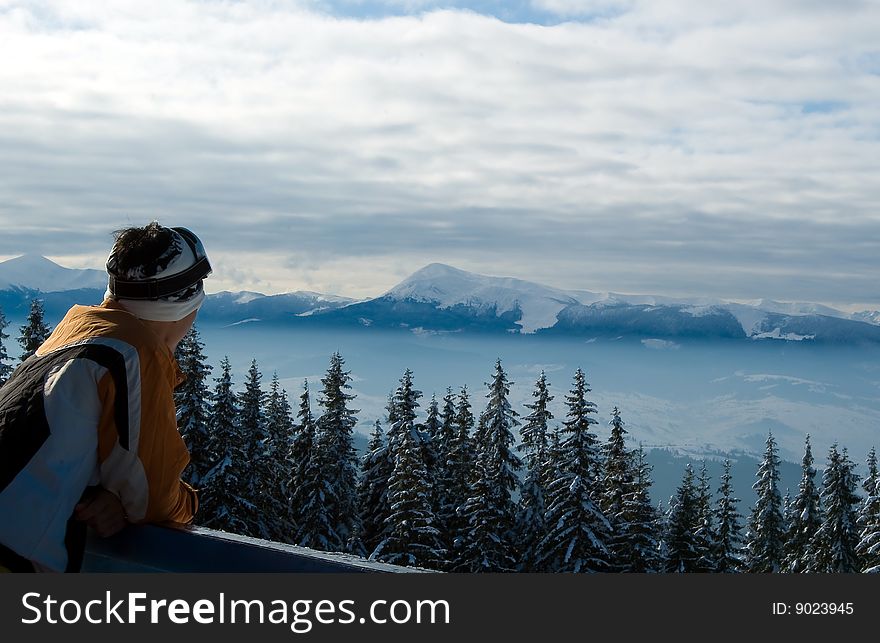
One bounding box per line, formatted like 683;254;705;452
107;226;212;301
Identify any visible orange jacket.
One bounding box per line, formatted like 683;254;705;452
38;299;198;524
0;299;196;571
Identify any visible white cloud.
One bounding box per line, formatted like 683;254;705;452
0;1;878;304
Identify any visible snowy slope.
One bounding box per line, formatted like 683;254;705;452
0;254;107;292
851;310;880;325
742;298;846;318
383;263;580;333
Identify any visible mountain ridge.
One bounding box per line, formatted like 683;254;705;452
2;256;879;343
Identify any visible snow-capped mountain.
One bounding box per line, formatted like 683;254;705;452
0;254;107;292
384;263;581;333
373;263;880;342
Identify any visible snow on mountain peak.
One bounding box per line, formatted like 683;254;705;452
385;263;581;333
851;310;880;326
746;298;845;318
0;254;107;292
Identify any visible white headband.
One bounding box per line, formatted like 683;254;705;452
108;286;206;322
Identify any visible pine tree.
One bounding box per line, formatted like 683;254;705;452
421;393;442;517
457;360;522;572
618;446;661;572
714;459;744;573
312;352;360;552
198;357;253;535
17;298;50;362
0;306;13;386
264;373;296;542
663;464;701;573
537;368;610;572
693;462;717;572
373;370;444;568
378;421;445;568
358;390;406;555
600;406;635;571
782;434;823;573
289;381;316;527
809;445;861;573
744;432;785;573
371;370;422;550
516;372;553;571
174;325;213;488
292;377;340;551
433;387;459;558
856;447;880;573
446;385;476;565
238;358;271;539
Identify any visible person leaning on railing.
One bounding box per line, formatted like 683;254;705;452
0;222;212;572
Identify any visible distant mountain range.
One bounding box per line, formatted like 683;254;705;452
2;256;880;344
0;254;107;292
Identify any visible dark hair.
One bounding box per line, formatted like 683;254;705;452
110;221;182;279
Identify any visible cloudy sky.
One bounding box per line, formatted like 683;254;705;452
1;0;878;307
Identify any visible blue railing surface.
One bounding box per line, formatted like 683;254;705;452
83;523;422;573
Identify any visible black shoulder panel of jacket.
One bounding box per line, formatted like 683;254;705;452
0;343;131;495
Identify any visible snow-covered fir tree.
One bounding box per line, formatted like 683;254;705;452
433;387;459;559
313;352;361;552
537;368;610;573
744;432;785;573
292;377;342;551
808;444;861;573
713;459;744;573
617;445;661;572
782;434;823;573
421;393;442;517
264;373;296;542
515;371;554;571
600;406;635;572
663;464;701;573
0;306;13;386
17;298;50;362
371;369;422;553
373;370;444;568
856;447;880;573
693;462;717;572
198;357;253;535
238;358;271;539
174;324;213;487
357;419;390;555
288;381;316;524
446;385;476;565
378;421;445;568
456;360;522;572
